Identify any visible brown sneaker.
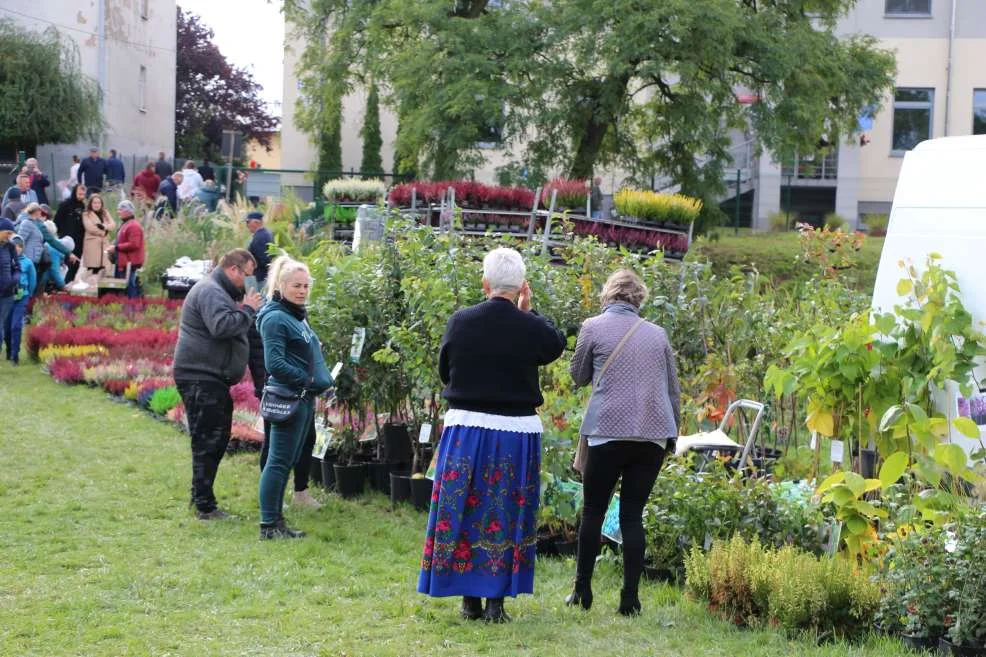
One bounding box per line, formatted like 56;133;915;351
292;489;322;510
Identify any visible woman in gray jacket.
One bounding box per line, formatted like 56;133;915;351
566;269;680;616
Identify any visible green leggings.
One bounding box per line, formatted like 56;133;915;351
259;397;314;524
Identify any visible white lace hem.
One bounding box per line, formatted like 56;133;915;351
443;409;543;434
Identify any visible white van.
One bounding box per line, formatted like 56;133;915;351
871;135;986;457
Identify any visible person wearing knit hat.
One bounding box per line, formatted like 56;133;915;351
112;198;144;297
1;187;25;222
3;231;35;364
0;217;20;354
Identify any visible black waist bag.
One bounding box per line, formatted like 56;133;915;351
260;384;307;424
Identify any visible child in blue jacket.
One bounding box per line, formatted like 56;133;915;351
5;235;36;364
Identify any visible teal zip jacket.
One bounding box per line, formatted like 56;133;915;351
256;297;333;394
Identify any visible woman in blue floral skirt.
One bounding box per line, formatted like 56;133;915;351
417;247;566;623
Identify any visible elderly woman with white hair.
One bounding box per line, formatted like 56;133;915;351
565;269;680;617
417;247;566;623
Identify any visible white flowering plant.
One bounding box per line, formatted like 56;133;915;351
323;178;386;203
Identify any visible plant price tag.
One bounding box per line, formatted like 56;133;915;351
349;327;366;364
418;423;432;444
830;439;844;464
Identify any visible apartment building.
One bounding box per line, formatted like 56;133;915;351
753;0;986;229
281;0;986;222
1;1;177;185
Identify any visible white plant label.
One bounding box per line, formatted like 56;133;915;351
809;432;817;450
418;423;433;444
830;440;844;464
349;327;366;363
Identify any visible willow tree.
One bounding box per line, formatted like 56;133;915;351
285;0;895;197
0;20;102;151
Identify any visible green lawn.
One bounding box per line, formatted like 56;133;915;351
0;358;912;657
689;229;884;291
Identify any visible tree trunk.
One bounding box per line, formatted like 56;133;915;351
566;74;631;179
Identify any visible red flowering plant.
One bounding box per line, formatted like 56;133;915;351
542;178;588;211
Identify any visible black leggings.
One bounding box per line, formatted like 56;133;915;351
575;440;667;594
259;407;317;492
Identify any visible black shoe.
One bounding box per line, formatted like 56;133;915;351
196;508;230;520
461;596;483;620
260;517;305;540
617;589;641;617
565;587;593;611
483;598;511;623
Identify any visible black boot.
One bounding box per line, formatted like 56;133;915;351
483;597;511;623
460;596;483;620
565;579;593;610
260;516;306;540
617;589;641;617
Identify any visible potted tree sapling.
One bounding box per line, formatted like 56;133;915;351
330;366;368;499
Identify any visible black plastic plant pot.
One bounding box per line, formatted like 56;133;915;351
860;449;878;479
554;539;578;557
320;457;337;491
939;638;986;657
309;455;323;488
333;463;365;499
383;423;412;466
409;476;433;512
899;634;939;652
368;461;394;493
390;471;412;505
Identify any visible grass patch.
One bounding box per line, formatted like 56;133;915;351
690;229;884;291
0;359;911;656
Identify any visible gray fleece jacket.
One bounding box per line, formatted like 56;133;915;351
172;268;257;385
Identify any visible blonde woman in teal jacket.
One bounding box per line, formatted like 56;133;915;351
256;254;332;540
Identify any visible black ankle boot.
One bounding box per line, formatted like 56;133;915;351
260;516;306;540
617;589;641;617
565;580;593;610
483;597;511;623
461;596;483;620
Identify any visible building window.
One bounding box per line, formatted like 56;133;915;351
140;0;149;20
138;66;147;112
892;88;934;153
885;0;931;15
974;90;986;136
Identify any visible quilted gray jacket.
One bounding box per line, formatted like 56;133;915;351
570;303;680;441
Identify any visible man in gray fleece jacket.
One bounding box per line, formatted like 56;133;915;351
173;248;262;519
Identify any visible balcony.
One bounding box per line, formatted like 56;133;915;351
781;150;838;185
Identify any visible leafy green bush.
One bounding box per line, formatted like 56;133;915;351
768;211;793;232
823;212;848;231
148;386;182;415
862;213;889;236
643;460;825;576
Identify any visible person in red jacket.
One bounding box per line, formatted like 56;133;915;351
111;200;144;298
132;162;161;206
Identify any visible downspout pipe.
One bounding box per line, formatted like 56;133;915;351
944;0;956;136
97;0;107;149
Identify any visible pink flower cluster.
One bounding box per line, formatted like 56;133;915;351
572;221;689;254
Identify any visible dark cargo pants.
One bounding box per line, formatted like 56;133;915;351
176;379;233;513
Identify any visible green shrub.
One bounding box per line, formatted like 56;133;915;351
148;386;182;415
863;213;889;236
823;212;848;231
685;535;880;636
768;211;793;232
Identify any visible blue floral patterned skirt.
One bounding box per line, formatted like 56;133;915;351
417;421;541;599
